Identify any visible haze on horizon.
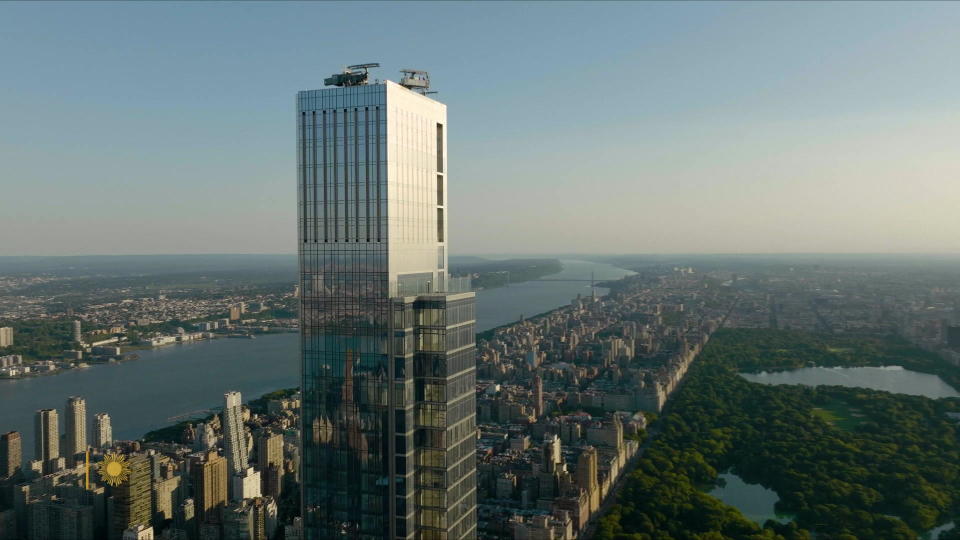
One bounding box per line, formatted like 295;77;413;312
1;2;958;257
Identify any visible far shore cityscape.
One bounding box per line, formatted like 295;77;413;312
3;65;960;540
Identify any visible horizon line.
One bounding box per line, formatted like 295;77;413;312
2;251;960;258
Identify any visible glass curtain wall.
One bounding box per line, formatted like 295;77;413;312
299;85;391;539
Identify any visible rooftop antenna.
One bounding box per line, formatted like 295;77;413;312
399;69;437;95
325;63;380;87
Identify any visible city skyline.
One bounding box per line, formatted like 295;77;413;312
3;2;960;256
2;2;960;539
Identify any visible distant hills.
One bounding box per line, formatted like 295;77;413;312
0;254;297;277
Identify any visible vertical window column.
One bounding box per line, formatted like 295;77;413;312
300;112;308;243
354;108;361;243
436;124;445;246
365;107;371;242
343;108;350;241
322;111;329;242
332;109;339;242
376;106;382;243
436;123;444;173
312;111;318;243
437;208;444;243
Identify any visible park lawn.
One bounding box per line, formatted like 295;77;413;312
811;398;864;431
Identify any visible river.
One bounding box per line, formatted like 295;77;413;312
474;259;634;331
0;259;633;464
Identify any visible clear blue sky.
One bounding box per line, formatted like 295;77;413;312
2;2;958;255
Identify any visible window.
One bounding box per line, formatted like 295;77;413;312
437;174;444;206
437;208;444;243
419;488;446;508
436;123;444;173
418;449;445;468
417;307;444;327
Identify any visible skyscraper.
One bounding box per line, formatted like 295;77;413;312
73;320;82;344
65;396;87;463
575;446;600;514
34;408;59;471
190;450;228;525
256;430;283;472
0;327;13;348
298;66;477;539
111;454;152;540
95;413;113;449
256;430;284;499
223;391;249;477
0;431;21;479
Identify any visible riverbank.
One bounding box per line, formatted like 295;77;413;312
451;258;563;290
0;333;301;466
0;328;296;380
476;305;567;342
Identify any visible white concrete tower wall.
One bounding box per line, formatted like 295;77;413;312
95;413;113;449
34;408;58;465
65;396;87;460
384;81;448;292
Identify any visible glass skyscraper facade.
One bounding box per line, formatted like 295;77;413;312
297;78;477;540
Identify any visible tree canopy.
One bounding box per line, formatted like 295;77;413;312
596;329;960;540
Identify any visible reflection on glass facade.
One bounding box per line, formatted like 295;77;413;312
298;81;477;540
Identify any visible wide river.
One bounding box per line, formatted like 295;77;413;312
0;259;633;463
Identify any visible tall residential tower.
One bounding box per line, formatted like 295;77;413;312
95;413;113;449
0;327;13;348
34;408;59;472
297;65;477;539
222;391;249;478
65;396;87;463
0;431;21;479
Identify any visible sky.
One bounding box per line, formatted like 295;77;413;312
1;2;958;256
